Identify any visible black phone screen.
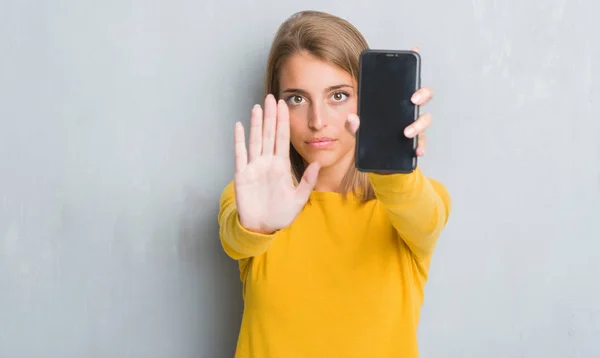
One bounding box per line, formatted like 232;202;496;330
355;50;420;173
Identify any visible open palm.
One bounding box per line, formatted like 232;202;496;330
233;94;320;234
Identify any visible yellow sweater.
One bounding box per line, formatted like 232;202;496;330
218;168;451;358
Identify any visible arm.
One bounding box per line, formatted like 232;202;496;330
367;168;451;259
218;181;278;260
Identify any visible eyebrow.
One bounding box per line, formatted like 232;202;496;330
280;84;354;95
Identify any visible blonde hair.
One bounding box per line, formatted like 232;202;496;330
264;10;375;202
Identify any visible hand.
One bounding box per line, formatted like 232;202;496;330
346;46;435;157
233;94;320;234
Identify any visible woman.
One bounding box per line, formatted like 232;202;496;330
218;10;451;358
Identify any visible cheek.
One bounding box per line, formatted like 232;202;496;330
326;106;349;127
334;101;357;149
288;109;307;146
287;99;357;140
338;125;356;150
328;100;356;134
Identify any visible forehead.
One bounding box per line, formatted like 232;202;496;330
279;52;355;89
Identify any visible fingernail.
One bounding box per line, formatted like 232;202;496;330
405;127;415;137
411;94;421;103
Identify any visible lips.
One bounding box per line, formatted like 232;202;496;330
306;137;336;149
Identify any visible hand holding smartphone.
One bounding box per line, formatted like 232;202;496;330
355;49;421;174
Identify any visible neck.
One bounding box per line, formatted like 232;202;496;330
312;150;354;193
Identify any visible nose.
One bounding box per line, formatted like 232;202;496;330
308;103;326;131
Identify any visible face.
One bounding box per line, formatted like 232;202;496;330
278;52;357;171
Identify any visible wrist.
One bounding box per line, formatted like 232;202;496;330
238;216;277;235
249;226;277;235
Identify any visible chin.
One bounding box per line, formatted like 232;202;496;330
304;151;346;169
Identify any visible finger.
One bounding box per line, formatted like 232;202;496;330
411;46;420;53
295;161;320;203
411;86;434;105
262;94;277;156
248;104;263;162
275;99;290;158
234;122;248;172
416;132;427;157
404;112;432;138
346;113;360;137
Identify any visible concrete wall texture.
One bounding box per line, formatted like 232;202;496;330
1;0;598;357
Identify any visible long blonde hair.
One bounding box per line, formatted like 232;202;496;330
264;10;375;202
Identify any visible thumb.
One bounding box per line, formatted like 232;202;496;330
294;161;320;203
346;113;360;137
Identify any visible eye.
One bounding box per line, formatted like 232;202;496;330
286;95;305;106
331;91;349;102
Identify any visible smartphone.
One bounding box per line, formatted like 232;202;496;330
355;49;421;173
